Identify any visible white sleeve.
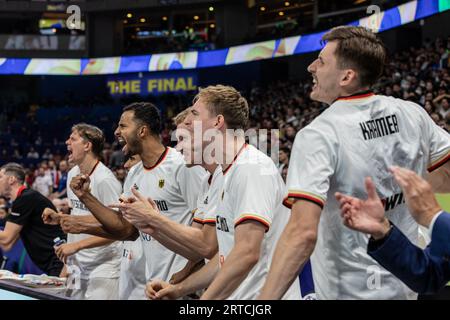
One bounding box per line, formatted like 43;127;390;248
284;125;337;209
97;176;123;207
176;165;206;210
230;163;277;231
422;110;450;172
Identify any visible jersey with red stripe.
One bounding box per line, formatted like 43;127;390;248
285;93;450;300
123;147;206;284
67;161;122;280
215;144;301;300
193;165;221;225
119;162;147;300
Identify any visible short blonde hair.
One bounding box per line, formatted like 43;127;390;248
72;123;105;160
173;108;191;126
193;85;249;130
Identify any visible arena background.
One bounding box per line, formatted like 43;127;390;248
0;0;448;300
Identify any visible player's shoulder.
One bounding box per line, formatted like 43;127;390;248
67;166;79;178
94;162;121;184
233;144;279;176
161;147;185;171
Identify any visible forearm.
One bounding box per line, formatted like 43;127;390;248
259;226;315;299
145;215;213;260
79;192;136;239
201;247;258;300
74;236;115;251
65;215;136;241
427;163;450;193
175;253;220;297
368;226;448;294
140;224;204;261
0;231;17;251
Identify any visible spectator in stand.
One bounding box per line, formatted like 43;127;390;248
49;160;68;200
32;165;53;198
114;168;126;185
42;148;53;161
277;147;290;175
26;147;39;160
109;143;124;169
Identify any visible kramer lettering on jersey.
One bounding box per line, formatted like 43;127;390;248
359;114;399;141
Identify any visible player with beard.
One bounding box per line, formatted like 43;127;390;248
45;102;205;297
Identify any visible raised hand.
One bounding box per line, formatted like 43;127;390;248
390;166;442;227
70;174;91;199
335;177;390;240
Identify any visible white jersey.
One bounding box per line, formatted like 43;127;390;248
118;162;147;300
32;175;53;197
215;144;301;300
67;161;122;280
193;165;221;226
124;147;205;283
285;93;450;300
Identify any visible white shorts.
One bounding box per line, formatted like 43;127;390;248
68;277;119;300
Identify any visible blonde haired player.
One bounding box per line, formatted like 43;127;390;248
56;123;122;300
145;85;301;300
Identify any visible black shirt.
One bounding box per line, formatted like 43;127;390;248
7;187;65;276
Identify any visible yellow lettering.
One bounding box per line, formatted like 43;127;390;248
107;81;116;94
148;79;158;92
131;80;141;93
175;78;187;91
187;77;197;91
158;79;163;92
163;78;174;92
118;81;131;94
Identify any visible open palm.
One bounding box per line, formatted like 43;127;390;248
335;177;386;235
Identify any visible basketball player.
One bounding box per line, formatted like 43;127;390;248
259;26;450;300
59;123;122;300
145;85;301;300
63;103;205;291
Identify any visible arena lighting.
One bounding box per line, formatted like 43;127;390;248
123;19;128;24
285;1;290;6
194;15;199;20
279;11;285;16
162;16;168;21
126;13;133;18
209;6;214;12
140;18;146;23
1;0;448;75
260;6;266;11
210;23;215;28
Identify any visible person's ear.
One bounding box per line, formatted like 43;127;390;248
137;125;146;138
340;69;357;87
215;115;225;130
84;141;92;153
7;175;16;186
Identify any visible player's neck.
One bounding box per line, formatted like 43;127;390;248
333;86;371;103
141;139;166;169
220;134;246;170
78;154;100;175
203;162;218;175
9;184;22;202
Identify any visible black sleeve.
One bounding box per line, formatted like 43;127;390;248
7;195;35;226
